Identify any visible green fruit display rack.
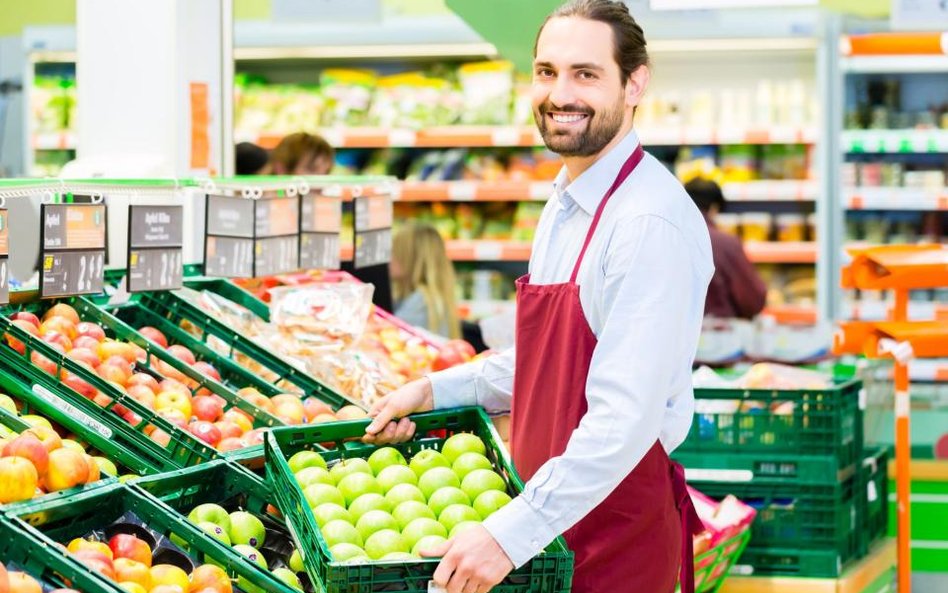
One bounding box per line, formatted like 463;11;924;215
687;527;752;593
0;303;217;469
265;407;574;593
0;515;120;593
3;480;300;593
131;458;318;593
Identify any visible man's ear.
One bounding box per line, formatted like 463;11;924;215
625;65;650;108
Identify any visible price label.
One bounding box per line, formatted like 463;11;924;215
254;195;300;276
353;195;393;269
40;203;107;298
300;194;342;270
204;195;255;278
0;208;8;305
128;205;184;292
254;235;300;277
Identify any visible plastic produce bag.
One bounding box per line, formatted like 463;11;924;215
268;282;374;352
458;61;514;125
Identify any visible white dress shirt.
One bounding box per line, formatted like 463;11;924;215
428;129;714;568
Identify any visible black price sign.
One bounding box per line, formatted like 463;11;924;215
353;194;393;269
254;195;300;277
0;208;8;305
40;203;106;298
300;193;342;270
204;194;255;278
127;205;184;292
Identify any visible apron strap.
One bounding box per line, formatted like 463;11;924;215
671;461;703;593
569;143;645;284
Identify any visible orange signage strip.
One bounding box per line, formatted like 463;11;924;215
844;32;948;56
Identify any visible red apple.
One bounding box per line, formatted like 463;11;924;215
22;425;62;452
217;437;244;452
158;379;190;396
150;429;171;447
432;340;476;371
6;319;40;354
191;361;221;381
98;363;131;386
76;322;106;341
40;317;78;340
44;448;90;491
30;350;60;376
41;330;72;352
121;410;144;428
62;372;98;400
156;359;188;383
191;395;224;422
189;564;232;593
11;311;41;328
72;335;102;351
167;345;196;366
138;326;168;348
128;373;161;392
157;408;188;429
43;303;81;325
214;421;243;440
189;421;222;446
66;347;101;368
126;385;157;409
304;398;333;421
72;550;115;581
242;429;266;446
109;534;153;567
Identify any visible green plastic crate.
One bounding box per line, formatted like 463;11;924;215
698;477;860;577
0;516;120;593
672;451;857;484
185;277;271;320
265;407;574;593
730;545;851;578
682;379;864;476
858;447;889;555
6;481;305;593
678;528;752;593
0;308;216;469
131;459;320;593
130;287;357;409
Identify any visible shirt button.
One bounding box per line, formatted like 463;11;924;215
531;539;539;548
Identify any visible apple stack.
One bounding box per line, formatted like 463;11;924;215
265;407;573;593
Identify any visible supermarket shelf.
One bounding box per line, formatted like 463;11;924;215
842;32;948;57
32;131;77;150
846;187;948;211
394;179;817;203
842;55;948;74
842;129;948;154
762;304;818;325
744;241;817;264
252;125;818;150
846;301;948;322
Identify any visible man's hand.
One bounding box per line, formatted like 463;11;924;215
362;378;435;444
420;524;514;593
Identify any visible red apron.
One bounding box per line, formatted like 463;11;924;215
510;144;702;593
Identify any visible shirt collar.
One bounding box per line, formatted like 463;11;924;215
551;129;642;216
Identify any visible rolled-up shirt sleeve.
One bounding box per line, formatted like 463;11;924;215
427;346;515;414
481;214;704;567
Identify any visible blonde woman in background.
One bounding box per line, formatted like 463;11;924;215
390;224;460;339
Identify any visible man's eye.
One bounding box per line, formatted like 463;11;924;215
578;71;596;80
536;69;554;78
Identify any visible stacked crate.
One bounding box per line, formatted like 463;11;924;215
672;378;889;578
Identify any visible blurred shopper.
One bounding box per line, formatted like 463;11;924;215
269;132;335;175
235;142;269;175
685;177;767;319
390;223;460;339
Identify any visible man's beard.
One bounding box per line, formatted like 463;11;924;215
535;95;625;158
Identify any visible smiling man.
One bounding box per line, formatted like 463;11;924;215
364;2;713;592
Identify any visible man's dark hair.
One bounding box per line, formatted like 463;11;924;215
535;0;650;84
684;178;726;214
235;142;269;175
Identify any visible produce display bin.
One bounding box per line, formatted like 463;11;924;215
680;379;864;479
690;528;752;593
265;407;574;593
0;516;120;593
858;447;889;555
0;301;217;468
6;481;303;593
131;458;319;593
128;288;357;409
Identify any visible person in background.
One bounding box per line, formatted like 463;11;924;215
235;142;269;175
390;223;461;339
269;132;335;175
685;177;767;319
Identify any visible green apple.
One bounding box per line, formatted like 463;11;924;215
197;521;232;546
355;510;399;541
304;483;346;509
188;503;232;532
329;458;373;484
472;490;512;519
409;449;450;478
460;469;506;501
384;483;426;507
438;504;482;533
289;450;327;473
272;567;302;591
427;487;470;517
441;433;486;463
348;493;391;522
295;466;334;488
392;501;436;530
418;467;461;499
376;464;418;492
289;548;305;573
93;456;118;476
449;521;481;538
312;503;353;528
367;447;407;475
380;552;416;561
0;393;16;415
229;511;267;548
452;452;493;480
412;535;448;557
321;520;363;548
337;473;382;506
364;529;408;560
234;544;268;568
330;542;368;562
401;517;447;549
